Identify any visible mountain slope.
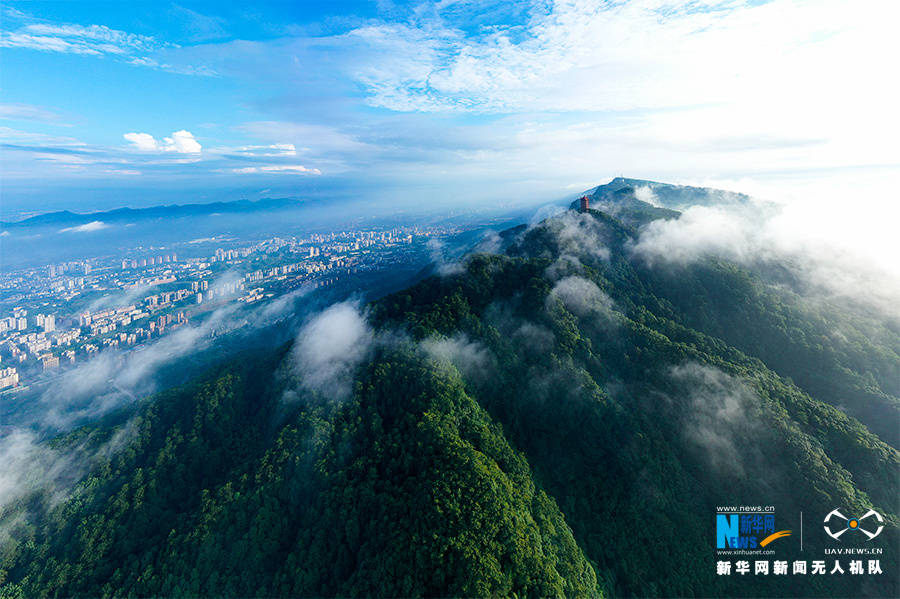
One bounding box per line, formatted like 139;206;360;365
373;247;898;598
2;190;897;598
0;350;598;597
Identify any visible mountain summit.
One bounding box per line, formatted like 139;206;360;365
568;178;751;227
582;177;751;210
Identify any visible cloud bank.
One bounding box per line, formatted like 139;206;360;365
631;200;900;320
16;286;307;432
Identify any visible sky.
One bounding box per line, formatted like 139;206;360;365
1;0;898;219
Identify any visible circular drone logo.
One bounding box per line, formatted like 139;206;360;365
823;508;884;541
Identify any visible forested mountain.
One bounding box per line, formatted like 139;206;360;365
2;186;897;598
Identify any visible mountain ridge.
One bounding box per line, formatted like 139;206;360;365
1;186;897;598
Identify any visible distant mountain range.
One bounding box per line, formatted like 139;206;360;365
1;197;306;228
1;178;749;230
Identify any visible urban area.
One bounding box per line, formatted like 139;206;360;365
0;225;454;392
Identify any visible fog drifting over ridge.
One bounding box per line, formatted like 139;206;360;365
628;178;900;321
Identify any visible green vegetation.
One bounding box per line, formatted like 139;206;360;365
2;205;897;598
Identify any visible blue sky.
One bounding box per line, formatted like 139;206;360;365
1;0;898;218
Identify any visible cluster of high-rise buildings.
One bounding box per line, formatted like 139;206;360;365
121;254;177;269
48;261;92;277
0;309;57;334
1;308;70;388
0;366;19;390
213;248;250;262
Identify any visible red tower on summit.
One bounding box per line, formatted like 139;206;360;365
579;196;590;212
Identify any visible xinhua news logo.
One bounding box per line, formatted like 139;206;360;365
717;509;791;550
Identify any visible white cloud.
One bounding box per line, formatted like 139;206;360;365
0;429;82;511
547;275;614;318
421;333;495;381
347;0;899;117
165;130;202;153
231;164;321;175
633;185;659;207
290;301;374;401
534;210;612;263
29;288;305;430
1;22;158;56
230;143;297;157
59;220;108;233
0;102;66;124
0;126;85;146
0;15;214;75
1;14;216;76
426;237;465;275
239;121;371;154
0;422;136;527
672;363;762;478
124;130;202;153
631;205;758;265
631;198;900;320
127;56;217;76
123;132;158;151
